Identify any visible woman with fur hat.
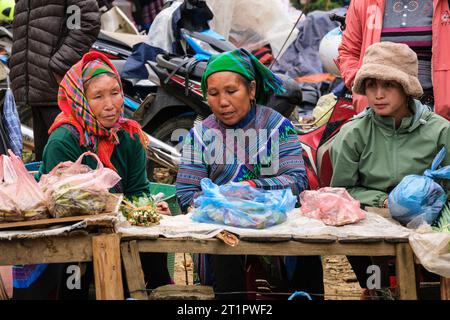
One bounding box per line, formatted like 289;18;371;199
330;41;450;298
337;0;450;121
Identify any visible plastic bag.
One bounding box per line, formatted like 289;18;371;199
40;152;121;218
191;178;296;229
299;187;366;226
409;224;450;278
312;93;337;127
0;150;47;221
389;148;450;227
207;0;299;56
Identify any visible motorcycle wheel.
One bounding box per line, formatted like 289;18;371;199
145;113;196;184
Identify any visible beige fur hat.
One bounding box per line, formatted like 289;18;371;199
352;42;423;98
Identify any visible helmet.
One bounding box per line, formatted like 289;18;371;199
0;0;14;22
319;27;342;77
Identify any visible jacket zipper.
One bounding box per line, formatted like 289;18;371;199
24;0;31;106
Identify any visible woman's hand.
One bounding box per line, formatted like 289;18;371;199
156;201;171;215
383;198;389;208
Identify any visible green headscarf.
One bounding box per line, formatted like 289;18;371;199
82;58;116;83
201;48;285;105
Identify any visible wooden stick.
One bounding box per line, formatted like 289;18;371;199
0;274;8;300
92;234;124;300
395;243;418;300
183;253;189;285
121;241;148;300
441;277;450;300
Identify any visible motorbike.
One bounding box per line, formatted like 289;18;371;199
296;85;355;189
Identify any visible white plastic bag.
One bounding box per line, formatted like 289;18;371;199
207;0;300;56
0;151;47;221
409;224;450;278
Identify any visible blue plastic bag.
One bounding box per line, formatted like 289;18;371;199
389;147;450;226
191;178;297;229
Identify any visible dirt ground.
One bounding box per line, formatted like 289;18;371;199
172;254;362;300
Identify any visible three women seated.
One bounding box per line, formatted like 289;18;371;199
19;41;448;300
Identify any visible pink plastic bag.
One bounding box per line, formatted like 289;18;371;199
40;151;121;218
299;187;366;226
0;150;48;221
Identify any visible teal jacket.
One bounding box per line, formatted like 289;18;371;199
37;126;151;198
330;100;450;207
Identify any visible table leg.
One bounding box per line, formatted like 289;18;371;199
92;234;124;300
395;243;417;300
0;273;8;300
441;277;450;300
121;241;148;300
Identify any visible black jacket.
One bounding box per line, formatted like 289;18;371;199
9;0;100;107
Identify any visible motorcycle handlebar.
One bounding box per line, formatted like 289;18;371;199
329;13;346;31
186;0;206;7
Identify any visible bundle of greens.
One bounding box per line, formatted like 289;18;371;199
49;184;107;218
120;194;161;226
433;202;450;233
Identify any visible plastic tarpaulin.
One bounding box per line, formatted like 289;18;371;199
272;7;347;79
206;0;300;57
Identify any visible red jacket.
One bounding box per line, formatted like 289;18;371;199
337;0;450;120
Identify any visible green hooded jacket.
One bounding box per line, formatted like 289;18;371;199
330;100;450;208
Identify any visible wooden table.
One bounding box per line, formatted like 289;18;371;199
0;232;124;300
120;234;418;300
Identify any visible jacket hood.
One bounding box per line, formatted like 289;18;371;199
407;99;432;132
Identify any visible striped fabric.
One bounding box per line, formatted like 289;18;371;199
381;0;433;89
81;59;115;83
2;89;22;157
176;105;308;213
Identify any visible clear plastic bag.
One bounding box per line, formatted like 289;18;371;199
191;178;296;229
0;150;47;221
40;151;121;218
207;0;299;56
389;148;450;227
299;187;366;226
409;224;450;278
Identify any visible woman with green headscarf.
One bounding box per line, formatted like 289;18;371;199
176;48;324;299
